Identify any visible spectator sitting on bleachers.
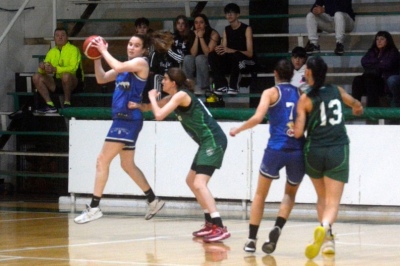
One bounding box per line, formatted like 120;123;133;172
144;30;182;102
290;46;308;93
183;14;220;95
304;0;355;56
209;3;255;96
33;27;83;113
173;15;192;60
351;31;400;107
135;17;151;35
134;17;182;101
387;74;400;107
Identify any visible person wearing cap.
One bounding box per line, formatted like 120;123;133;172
290;46;308;92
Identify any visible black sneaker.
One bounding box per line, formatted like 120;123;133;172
63;103;71;109
227;87;238;95
244;238;257;253
36;105;57;114
305;41;320;54
334;42;344;55
262;226;281;254
214;87;227;95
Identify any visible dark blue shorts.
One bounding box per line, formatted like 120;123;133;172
105;119;143;150
259;148;305;185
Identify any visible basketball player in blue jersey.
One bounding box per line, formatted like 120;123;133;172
294;56;363;259
230;59;305;254
74;33;172;224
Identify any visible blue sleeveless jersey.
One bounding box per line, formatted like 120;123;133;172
267;83;305;150
112;72;146;120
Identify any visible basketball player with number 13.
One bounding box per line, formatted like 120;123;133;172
294;56;363;260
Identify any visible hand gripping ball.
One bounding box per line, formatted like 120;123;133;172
82;35;106;60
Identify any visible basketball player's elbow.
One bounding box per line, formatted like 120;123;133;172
153;112;165;121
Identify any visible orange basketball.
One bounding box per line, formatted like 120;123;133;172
82;35;106;60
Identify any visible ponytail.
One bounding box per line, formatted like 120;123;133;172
184;79;195;92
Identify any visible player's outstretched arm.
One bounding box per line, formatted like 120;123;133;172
230;87;274;137
338;86;363;116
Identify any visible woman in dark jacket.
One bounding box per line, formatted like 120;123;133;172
352;31;400;107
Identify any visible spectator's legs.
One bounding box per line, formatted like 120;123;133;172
364;75;384;107
306;12;319;45
307;12;335;45
333;12;354;44
61;73;78;103
32;73;56;103
351;75;365;102
183;55;196;80
195;54;210;89
208;51;228;89
387;75;400;107
228;53;243;90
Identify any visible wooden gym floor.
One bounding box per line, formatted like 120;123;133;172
1;199;400;266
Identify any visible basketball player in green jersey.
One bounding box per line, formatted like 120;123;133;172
131;67;230;243
294;56;363;260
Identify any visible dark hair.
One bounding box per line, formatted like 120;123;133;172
135;17;149;27
224;3;240;14
193;13;211;28
192;14;216;43
369;31;398;51
174;15;191;40
275;58;294;82
132;34;151;56
166;67;194;92
54;27;68;36
306;56;327;91
291;46;307;58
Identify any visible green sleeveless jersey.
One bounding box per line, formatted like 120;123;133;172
305;84;349;148
174;89;226;146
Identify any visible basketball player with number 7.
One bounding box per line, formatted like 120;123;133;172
294;56;363;260
74;33;172;224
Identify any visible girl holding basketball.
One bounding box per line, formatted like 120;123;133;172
75;33;171;223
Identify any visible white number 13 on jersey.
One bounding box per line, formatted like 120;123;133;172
319;99;342;126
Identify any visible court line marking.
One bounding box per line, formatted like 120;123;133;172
0;223;312;254
0;216;67;223
0;255;198;266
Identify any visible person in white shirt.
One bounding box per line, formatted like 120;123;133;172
290;46;308;92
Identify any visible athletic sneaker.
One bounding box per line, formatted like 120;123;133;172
243;238;257;253
214;87;227;95
203;225;231;243
227;88;238;95
36;105;57;114
305;41;320;54
334;42;344;56
305;226;326;259
144;197;165;220
74;204;103;224
193;222;213;237
262;226;281;254
322;233;335;254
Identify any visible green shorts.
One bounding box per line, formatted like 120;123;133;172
305;144;349;183
192;139;227;169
